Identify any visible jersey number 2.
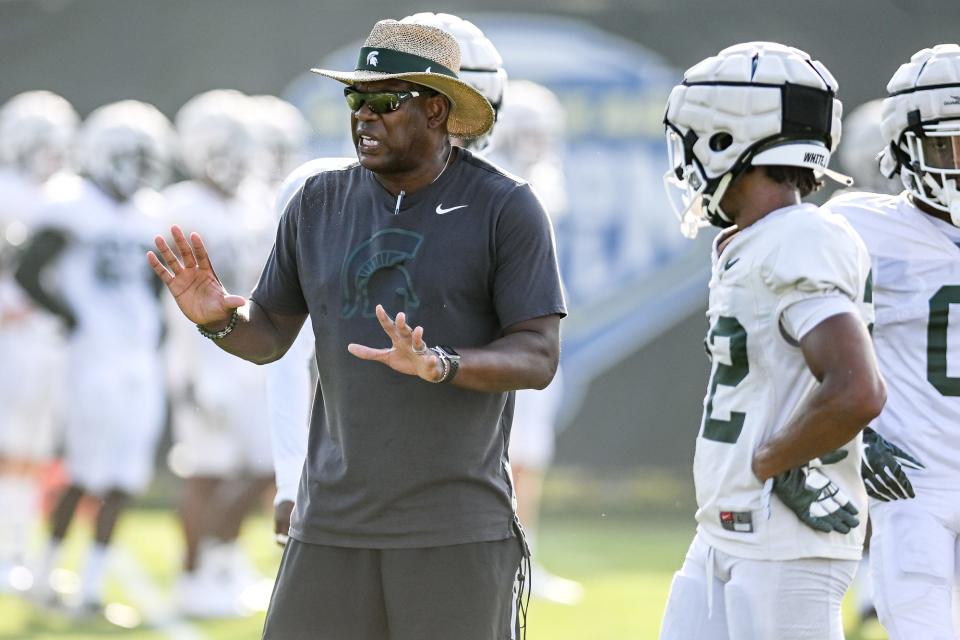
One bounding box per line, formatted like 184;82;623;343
702;316;749;443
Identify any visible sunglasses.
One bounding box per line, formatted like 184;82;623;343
344;87;436;114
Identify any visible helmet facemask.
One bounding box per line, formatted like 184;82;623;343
896;119;960;223
663;125;736;238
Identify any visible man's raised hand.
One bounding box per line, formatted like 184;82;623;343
146;225;246;327
347;305;443;382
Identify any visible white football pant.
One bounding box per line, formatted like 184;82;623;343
660;532;857;640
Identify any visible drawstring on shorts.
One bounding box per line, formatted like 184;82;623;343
512;516;532;640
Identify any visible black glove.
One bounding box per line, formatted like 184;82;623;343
861;427;924;501
773;449;860;534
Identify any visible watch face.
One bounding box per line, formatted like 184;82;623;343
439;344;460;357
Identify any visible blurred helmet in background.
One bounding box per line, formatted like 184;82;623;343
837;99;902;195
488;79;568;217
75;99;175;201
400;12;507;153
663;41;848;237
490;79;565;171
248;94;310;186
175;89;256;197
0;90;79;183
880;44;960;223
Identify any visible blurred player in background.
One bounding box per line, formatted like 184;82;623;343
163;89;277;618
658;42;885;639
0;91;78;592
825;43;960;640
488;79;583;605
16;100;174;615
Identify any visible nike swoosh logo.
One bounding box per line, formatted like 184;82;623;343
436;204;468;215
723;257;740;271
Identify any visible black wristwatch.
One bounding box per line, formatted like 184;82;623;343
430;345;461;383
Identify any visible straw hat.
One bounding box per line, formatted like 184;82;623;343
311;19;495;139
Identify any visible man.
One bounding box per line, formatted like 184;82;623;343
17;100;175;614
0;90;77;591
149;18;565;640
824;43;960;640
658;42;886;640
163;88;276;618
264;10;512;547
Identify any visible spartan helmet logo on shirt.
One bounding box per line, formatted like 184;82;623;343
340;229;423;319
366;51;379;66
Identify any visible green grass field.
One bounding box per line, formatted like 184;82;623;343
0;510;887;639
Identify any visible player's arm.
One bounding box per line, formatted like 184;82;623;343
148;225;306;364
13;227;77;330
751;312;886;481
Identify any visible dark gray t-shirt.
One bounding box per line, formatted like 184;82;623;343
252;147;566;548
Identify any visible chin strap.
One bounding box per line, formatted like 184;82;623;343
704;173;735;225
922;174;960;225
819;166;854;187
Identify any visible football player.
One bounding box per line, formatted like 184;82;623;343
16;100;174;615
163;89;276;618
823;43;960;640
0;90;78;591
658;42;886;640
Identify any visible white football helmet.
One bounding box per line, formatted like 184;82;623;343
0;91;79;183
400;12;507;152
487;80;568;217
879;44;960;223
248;95;311;186
176;89;257;196
75;100;175;201
837;99;902;195
664;42;850;238
489;80;565;172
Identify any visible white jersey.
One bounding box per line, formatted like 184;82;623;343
163;180;276;425
41;177;164;354
826;191;960;491
695;203;873;561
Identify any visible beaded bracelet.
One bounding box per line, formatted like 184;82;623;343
196;309;239;341
430;347;451;383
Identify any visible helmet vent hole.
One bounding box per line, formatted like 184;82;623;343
709;132;734;151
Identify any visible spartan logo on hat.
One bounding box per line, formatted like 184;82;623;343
366;51;379;66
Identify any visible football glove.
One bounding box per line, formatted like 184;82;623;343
861;427;924;501
773;449;860;534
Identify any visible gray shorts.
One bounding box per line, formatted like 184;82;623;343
262;535;525;640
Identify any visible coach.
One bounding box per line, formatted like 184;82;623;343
148;18;565;640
